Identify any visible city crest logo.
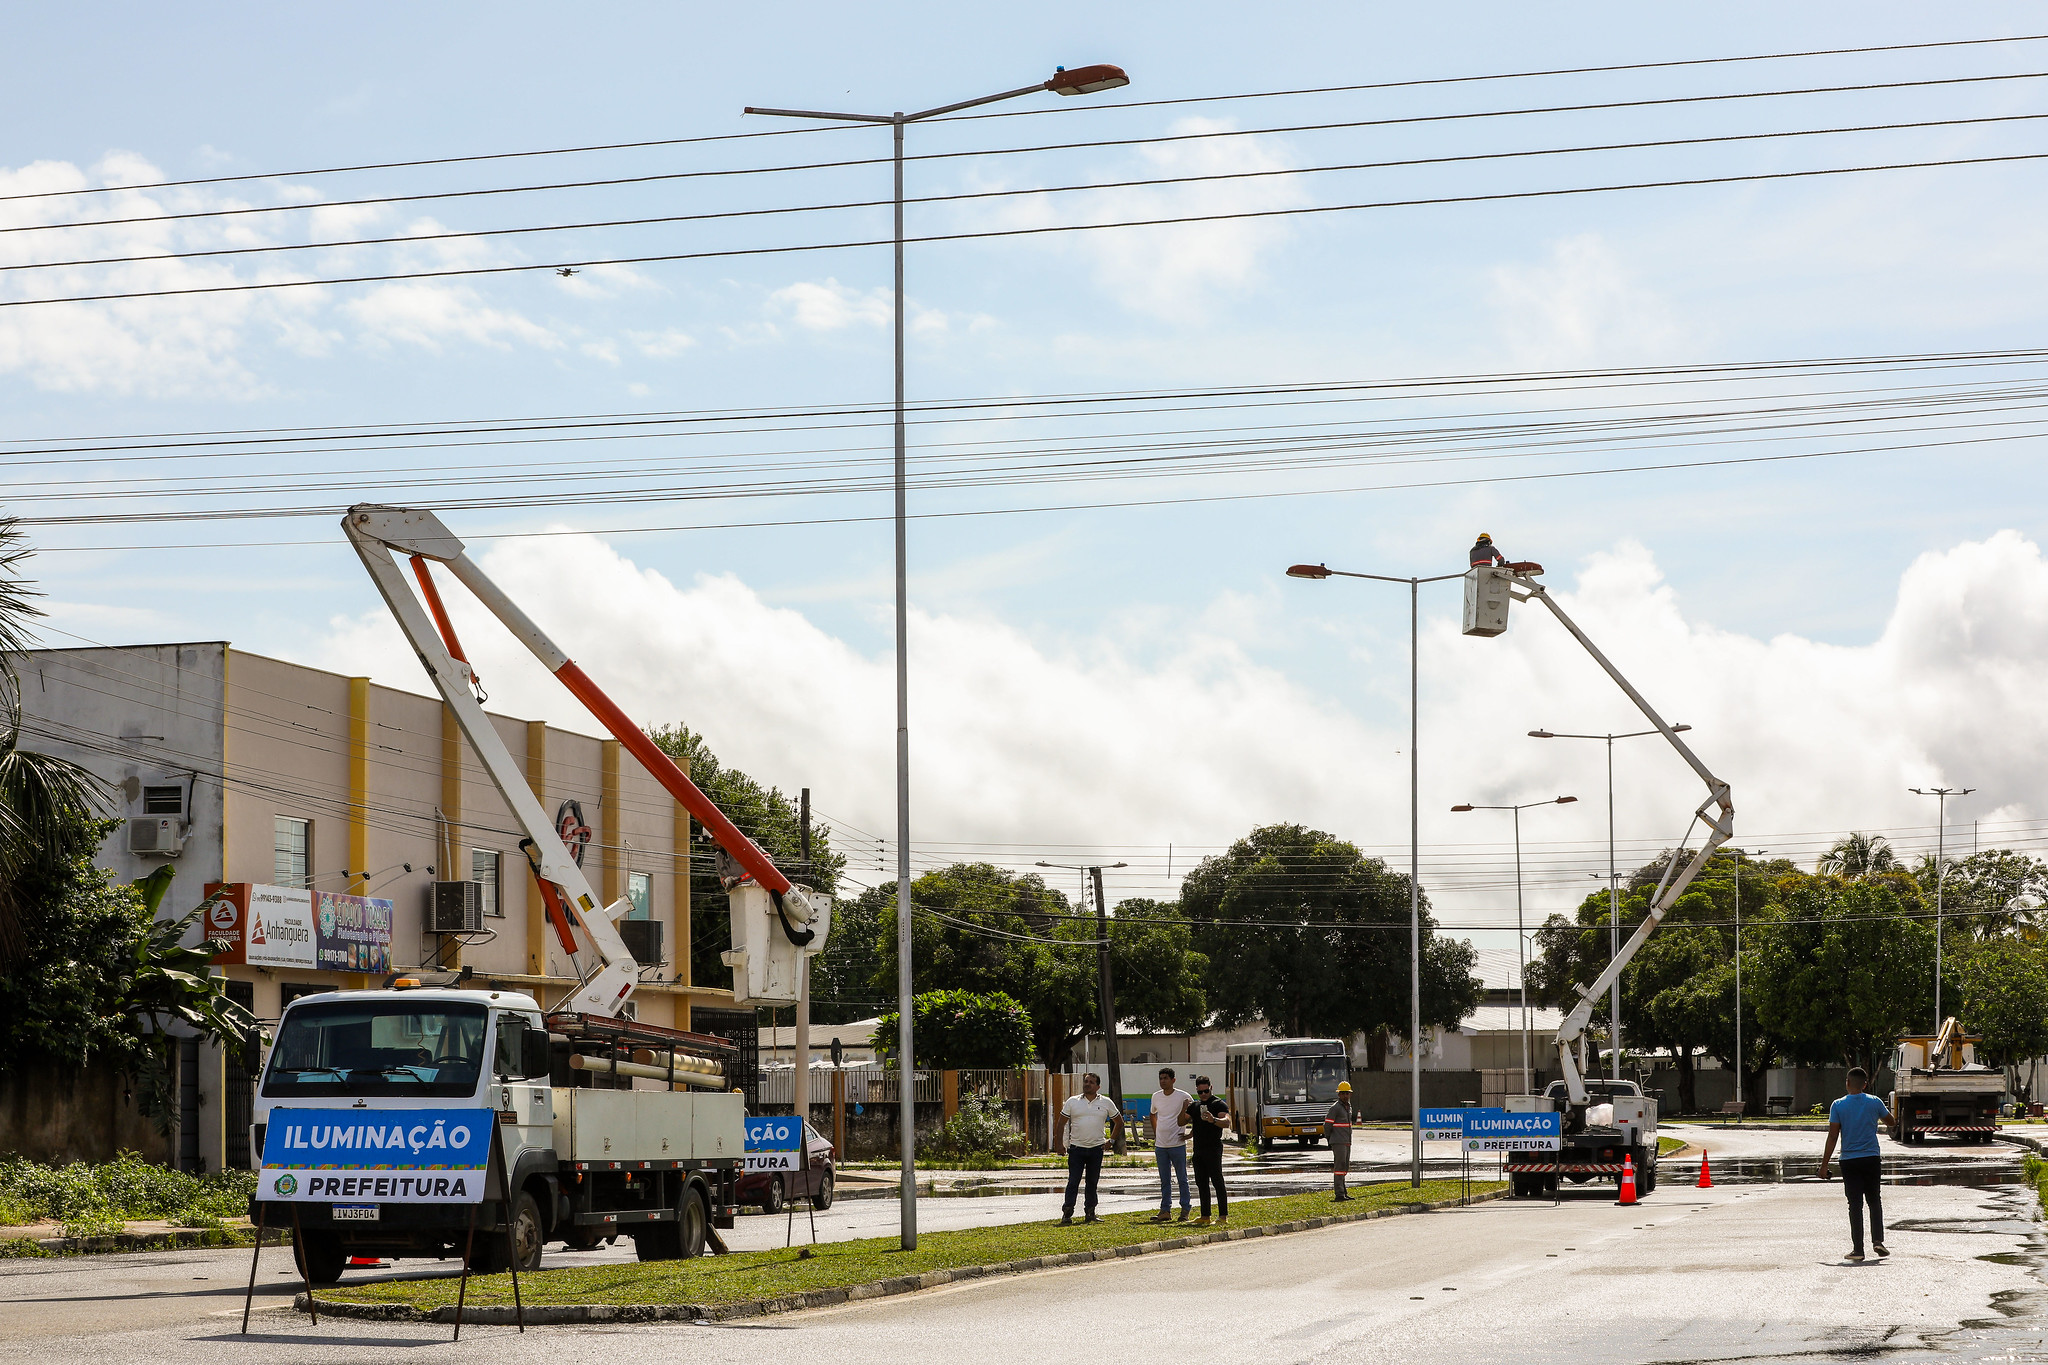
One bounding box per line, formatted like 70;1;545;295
274;1174;297;1196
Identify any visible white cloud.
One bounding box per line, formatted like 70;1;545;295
341;282;559;352
628;327;697;359
303;529;2048;922
993;116;1311;321
766;278;965;335
1487;234;1682;367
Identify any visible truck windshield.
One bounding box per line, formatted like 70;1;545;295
1264;1055;1348;1103
263;1001;488;1098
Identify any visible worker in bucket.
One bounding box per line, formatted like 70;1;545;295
1325;1081;1355;1201
1469;532;1508;569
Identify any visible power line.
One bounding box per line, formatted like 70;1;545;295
10;146;2046;311
16;109;2048;278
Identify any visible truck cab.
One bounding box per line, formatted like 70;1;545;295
253;984;740;1282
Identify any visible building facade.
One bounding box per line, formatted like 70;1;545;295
20;642;732;1172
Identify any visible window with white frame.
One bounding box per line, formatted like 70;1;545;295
472;849;502;917
273;816;310;888
626;870;651;921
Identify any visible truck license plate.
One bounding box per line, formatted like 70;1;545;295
332;1205;380;1222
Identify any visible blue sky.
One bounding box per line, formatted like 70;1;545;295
7;4;2048;954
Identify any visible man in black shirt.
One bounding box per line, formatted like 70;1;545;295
1189;1075;1230;1225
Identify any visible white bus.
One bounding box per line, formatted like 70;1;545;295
1224;1038;1349;1147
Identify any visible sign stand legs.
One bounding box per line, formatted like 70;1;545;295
454;1177;481;1340
239;1199;267;1334
454;1126;524;1341
289;1204;317;1327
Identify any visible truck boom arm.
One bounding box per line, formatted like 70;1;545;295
343;504;820;1015
1503;569;1734;1105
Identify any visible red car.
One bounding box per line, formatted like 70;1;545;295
735;1118;837;1213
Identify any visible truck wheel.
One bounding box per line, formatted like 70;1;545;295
763;1176;785;1214
472;1191;543;1274
678;1187;708;1259
1509;1173;1535;1197
295;1231;345;1285
633;1222;682;1261
813;1173;835;1211
1638;1151;1657;1195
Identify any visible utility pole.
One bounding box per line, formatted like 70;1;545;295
1911;786;1976;1027
793;789;811;1127
1039;859;1129;1154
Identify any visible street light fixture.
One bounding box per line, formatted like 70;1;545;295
1037;859;1130;1153
1284;559;1465;1188
1449;795;1577;1094
747;62;1128;1253
1909;786;1976;1027
1529;724;1689;1081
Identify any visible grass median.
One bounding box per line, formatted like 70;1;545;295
323;1178;1498;1312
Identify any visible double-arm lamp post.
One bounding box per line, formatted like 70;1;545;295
1037;860;1129;1153
1909;785;1975;1028
1285;561;1465;1188
1528;724;1688;1080
746;62;1128;1253
1449;795;1577;1094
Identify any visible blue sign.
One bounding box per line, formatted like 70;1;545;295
259;1107;494;1203
745;1116;803;1172
1420;1107;1468;1131
1418;1107;1561;1150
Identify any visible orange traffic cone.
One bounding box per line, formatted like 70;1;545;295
1616;1154;1638;1206
1697;1150;1713;1188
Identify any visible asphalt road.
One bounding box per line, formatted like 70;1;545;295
0;1174;2041;1364
0;1125;2026;1353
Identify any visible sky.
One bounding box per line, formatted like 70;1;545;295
6;4;2048;973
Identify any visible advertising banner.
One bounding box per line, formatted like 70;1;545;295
315;890;394;973
743;1116;803;1172
259;1107;495;1204
1460;1108;1562;1153
207;883;317;969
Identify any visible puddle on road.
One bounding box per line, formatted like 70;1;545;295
1676;1152;2022;1188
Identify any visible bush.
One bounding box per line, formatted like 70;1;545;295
923;1093;1028;1163
0;1152;255;1226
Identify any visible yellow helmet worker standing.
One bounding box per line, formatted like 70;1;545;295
1326;1082;1356;1201
1469;532;1508;569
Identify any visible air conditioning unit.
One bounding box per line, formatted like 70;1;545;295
429;880;484;933
127;816;187;857
617;918;663;967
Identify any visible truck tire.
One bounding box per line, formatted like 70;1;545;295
472;1191;543;1274
1638;1150;1657;1195
1510;1172;1537;1197
678;1186;708;1259
295;1231;345;1285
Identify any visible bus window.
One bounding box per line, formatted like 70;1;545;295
1264;1054;1347;1103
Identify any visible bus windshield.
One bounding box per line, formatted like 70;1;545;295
1264;1054;1348;1103
263;1001;488;1098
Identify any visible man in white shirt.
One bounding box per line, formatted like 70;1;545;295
1055;1071;1124;1225
1149;1067;1196;1223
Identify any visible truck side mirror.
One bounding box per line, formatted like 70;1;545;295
525;1026;553;1080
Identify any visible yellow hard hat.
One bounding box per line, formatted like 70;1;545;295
1477;532;1493;542
1337;1081;1352;1092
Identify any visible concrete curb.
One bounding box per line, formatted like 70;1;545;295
8;1227;283;1256
301;1189;1507;1326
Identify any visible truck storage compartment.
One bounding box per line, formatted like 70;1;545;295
555;1087;744;1162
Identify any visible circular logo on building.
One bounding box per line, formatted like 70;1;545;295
274;1174;297;1196
207;897;239;931
318;899;337;940
556;799;592;866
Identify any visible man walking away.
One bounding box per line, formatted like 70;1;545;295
1469;532;1508;568
1149;1068;1195;1223
1326;1081;1356;1201
1189;1075;1230;1226
1056;1072;1123;1225
1819;1067;1891;1261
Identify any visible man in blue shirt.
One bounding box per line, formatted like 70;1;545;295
1819;1067;1892;1261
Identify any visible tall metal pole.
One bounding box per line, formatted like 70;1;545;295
793;790;811;1124
1514;805;1529;1095
1089;864;1126;1154
1733;848;1743;1111
1607;736;1620;1081
1934;794;1945;1028
1409;578;1422;1189
890;112;917;1250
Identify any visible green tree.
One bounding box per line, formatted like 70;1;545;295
871;989;1035;1069
643;724;846;1009
1913;849;2048;939
1954;937;2048;1093
1816;831;1897;879
1181;824;1479;1043
1745;877;1937;1073
859;864;1208;1067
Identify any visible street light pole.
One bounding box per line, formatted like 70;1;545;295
1732;847;1766;1112
1038;860;1129;1154
1910;786;1976;1028
747;63;1128;1252
1287;562;1464;1187
1529;724;1689;1082
1450;795;1578;1094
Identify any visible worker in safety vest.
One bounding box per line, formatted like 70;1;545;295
1326;1081;1355;1201
1469;532;1508;569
